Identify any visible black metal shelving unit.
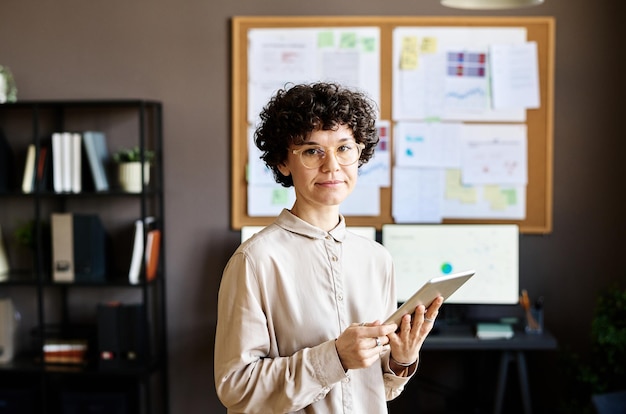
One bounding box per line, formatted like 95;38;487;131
0;100;168;414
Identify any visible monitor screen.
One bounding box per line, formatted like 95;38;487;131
382;224;519;304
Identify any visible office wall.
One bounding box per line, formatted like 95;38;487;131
1;1;624;412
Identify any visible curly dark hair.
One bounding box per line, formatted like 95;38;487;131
254;82;380;187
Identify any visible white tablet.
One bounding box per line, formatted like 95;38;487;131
384;270;475;326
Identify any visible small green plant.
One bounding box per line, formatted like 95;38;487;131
112;146;155;164
559;284;626;412
13;220;50;250
13;220;35;248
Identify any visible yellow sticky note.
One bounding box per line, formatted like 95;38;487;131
445;169;477;203
421;37;438;54
484;186;508;211
400;36;419;70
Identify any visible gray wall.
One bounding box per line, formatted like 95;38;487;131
1;1;624;412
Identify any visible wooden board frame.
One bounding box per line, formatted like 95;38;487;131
231;16;554;234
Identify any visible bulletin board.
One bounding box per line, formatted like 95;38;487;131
231;16;554;234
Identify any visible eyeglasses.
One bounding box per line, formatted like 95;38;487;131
291;142;365;169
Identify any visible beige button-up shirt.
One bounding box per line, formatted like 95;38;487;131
215;210;413;413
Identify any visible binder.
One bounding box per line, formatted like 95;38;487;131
73;214;106;282
51;213;107;283
97;302;147;368
0;298;17;363
51;213;74;282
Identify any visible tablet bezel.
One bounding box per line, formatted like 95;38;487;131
384;270;476;326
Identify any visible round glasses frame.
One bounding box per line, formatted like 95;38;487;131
291;142;365;169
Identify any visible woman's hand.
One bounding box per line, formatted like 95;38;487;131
386;296;444;372
335;321;397;370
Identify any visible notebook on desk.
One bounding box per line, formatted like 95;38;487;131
475;322;514;340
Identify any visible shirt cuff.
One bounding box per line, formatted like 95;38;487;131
309;339;349;387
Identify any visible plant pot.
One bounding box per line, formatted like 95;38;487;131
117;162;150;193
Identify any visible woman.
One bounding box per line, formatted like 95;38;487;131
215;82;443;413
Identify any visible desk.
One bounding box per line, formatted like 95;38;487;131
421;324;558;414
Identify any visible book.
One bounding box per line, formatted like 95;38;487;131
61;132;72;192
21;144;36;193
51;132;64;192
82;131;110;191
22;143;53;193
128;220;144;285
35;144;51;191
0;129;15;193
128;216;155;284
0;224;9;277
145;229;161;281
476;322;514;340
70;132;81;193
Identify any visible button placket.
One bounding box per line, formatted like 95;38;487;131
325;237;346;329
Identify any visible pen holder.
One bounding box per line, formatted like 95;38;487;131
524;307;543;334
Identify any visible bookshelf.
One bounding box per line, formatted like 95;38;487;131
0;100;168;414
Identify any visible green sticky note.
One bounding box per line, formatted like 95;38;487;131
318;31;334;48
271;188;289;205
501;188;517;205
339;32;357;49
361;37;376;53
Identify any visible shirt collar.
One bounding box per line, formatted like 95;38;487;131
276;209;347;242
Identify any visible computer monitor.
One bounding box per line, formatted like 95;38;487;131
382;224;519;304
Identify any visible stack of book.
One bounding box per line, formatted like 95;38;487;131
43;339;88;365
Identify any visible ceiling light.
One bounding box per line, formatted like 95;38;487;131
441;0;544;9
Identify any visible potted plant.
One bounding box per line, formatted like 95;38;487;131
559;284;626;413
0;65;17;103
112;146;154;192
10;219;51;278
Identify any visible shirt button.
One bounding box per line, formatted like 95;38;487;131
337;294;343;301
343;377;351;383
331;256;338;261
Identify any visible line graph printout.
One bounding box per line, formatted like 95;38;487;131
392;27;527;122
382;224;519;304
